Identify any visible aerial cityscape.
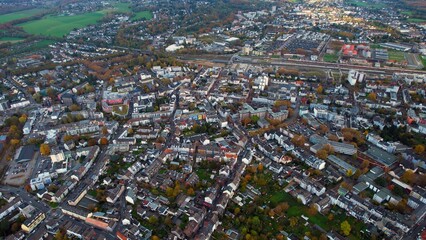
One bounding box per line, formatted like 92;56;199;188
0;0;425;239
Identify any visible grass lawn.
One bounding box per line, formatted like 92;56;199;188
48;202;59;208
408;18;426;23
421;56;426;69
0;37;25;44
347;0;386;9
0;8;46;24
401;10;414;16
132;11;153;20
112;104;129;116
111;2;131;12
370;43;383;49
19;11;105;37
323;53;339;62
388;50;406;61
196;168;212;181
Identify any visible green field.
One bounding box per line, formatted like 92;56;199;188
0;8;45;24
408;18;426;23
0;37;25;44
388;50;406;61
105;2;152;20
19;11;105;37
18;2;152;37
347;0;386;9
132;11;153;20
102;2;131;13
324;53;339;62
422;56;426;69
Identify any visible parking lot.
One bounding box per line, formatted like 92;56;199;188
3;152;38;186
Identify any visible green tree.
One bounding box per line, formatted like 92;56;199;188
148;216;158;226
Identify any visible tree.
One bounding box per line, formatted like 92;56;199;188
234;207;241;215
289;217;298;227
257;163;264;172
88;139;97;146
316;149;329;160
316;85;323;94
341;220;351;236
151;235;160;240
328;213;334;221
10;139;20;146
69;104;81;111
307;204;318;216
291;135;306;147
18;114;27;124
99;137;108;145
360;159;370;169
102;126;108;135
319;124;328;134
165;187;173;197
148;216;158;226
367;92;377;102
63;135;74;142
187;188;195;196
40;144;51;156
414;144;425;154
242;117;251;126
401;170;415;184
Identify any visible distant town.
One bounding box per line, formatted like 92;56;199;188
0;0;425;240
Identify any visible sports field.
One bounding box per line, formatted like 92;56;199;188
19;11;105;37
388;50;406;62
0;8;45;24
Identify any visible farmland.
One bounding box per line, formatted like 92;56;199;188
0;8;46;24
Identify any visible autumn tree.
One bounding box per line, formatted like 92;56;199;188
69;104;81;111
414;144;425;154
341;220;351;236
18;114;27;124
99;137;108;145
307;204;318;216
88;139;97;146
241;117;251;126
316;85;324;94
319;124;328;134
101;126;108;135
187;188;195;196
289;217;298;227
316;149;329;160
367;92;377;102
40;144;51;156
360;159;370;169
401;170;415;184
291;135;306;147
257;163;264;172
